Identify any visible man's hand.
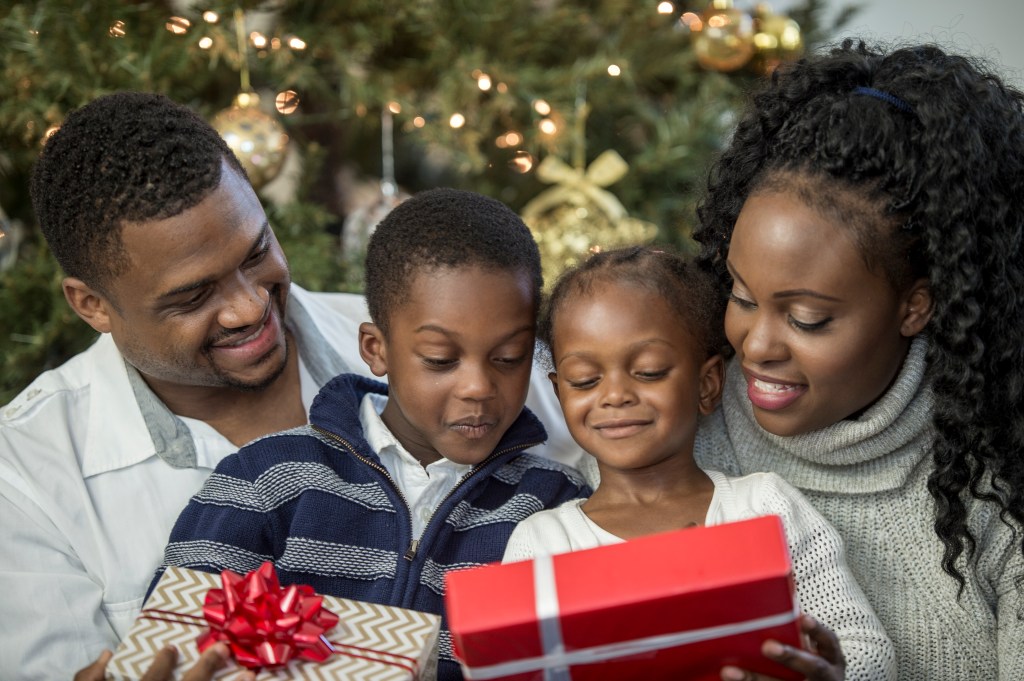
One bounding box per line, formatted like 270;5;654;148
73;642;254;681
719;613;846;681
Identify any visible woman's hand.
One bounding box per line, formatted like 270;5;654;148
720;614;846;681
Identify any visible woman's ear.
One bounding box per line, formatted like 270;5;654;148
698;354;726;416
900;278;934;337
358;322;389;378
62;277;115;334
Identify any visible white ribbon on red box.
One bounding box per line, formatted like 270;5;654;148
461;553;800;680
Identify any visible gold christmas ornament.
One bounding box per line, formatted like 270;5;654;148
211;92;288;189
692;0;755;72
522;150;658;288
751;8;803;74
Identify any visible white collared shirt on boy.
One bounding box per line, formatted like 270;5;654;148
360;393;472;538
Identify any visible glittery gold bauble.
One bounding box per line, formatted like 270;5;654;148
693;3;755;72
751;10;803;74
526;204;658;290
211;93;288;189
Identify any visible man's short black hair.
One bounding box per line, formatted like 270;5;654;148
364;188;543;335
30;91;246;290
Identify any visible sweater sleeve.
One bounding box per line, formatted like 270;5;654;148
756;473;897;681
980;510;1024;681
160;449;277;578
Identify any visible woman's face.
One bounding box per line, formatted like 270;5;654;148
724;190;930;437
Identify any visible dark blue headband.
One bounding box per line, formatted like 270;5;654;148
852;86;914;115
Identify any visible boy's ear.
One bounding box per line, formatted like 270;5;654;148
547;371;559;399
62;277;115;334
698;354;725;416
900;278;933;337
358;322;389;378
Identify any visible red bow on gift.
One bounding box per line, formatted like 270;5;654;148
197;561;340;668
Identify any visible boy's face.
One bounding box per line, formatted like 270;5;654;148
549;279;722;472
360;265;537;466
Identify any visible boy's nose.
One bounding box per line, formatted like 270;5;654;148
456;363;498;402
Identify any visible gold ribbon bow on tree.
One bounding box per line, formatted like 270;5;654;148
521;150;658;289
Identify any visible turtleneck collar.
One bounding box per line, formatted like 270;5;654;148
717;336;935;493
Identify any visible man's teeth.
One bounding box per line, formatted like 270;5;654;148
753;378;797;393
226;321;265;346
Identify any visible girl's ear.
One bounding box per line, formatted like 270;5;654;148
548;371;559;399
358;322;389;378
698;354;726;416
900;278;934;337
62;277;115;334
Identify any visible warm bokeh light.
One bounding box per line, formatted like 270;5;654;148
538;118;558;135
275;90;300;114
504;131;523;146
198;36;213;49
657;2;674;14
166;17;190;35
449;113;466;128
202;11;219;23
42;124;60;145
413;116;426;128
250;31;267;48
387;101;402;114
510;150;534;173
108;20;126;38
477;74;492;91
607;64;621;77
496;82;508;93
288;36;306;50
533;99;551;115
680;12;703;31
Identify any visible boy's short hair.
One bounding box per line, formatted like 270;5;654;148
364;188;543;335
30;91;246;291
539;245;727;361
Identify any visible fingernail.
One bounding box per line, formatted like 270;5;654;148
763;640;785;657
214;643;231;659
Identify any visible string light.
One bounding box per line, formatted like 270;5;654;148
387;101;402;114
477;73;492;91
275;90;300;114
203;11;219;23
166;17;190;35
108;20;126;38
680;12;703;31
607;64;621;76
496;82;508;93
657;2;675;13
533;99;551;115
538;118;558;135
198;36;213;49
449;113;466;128
413;116;426;128
510;150;534;173
287;36;306;50
250;31;267;48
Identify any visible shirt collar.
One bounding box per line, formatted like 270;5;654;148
81;284;351;476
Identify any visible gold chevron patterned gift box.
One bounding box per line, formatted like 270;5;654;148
107;565;440;681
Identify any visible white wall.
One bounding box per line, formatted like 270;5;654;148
779;0;1023;87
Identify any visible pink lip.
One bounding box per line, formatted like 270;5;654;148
593;419;651;439
744;370;807;411
210;307;281;364
450;418;497;440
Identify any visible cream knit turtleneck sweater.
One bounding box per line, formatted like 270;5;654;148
694;338;1024;680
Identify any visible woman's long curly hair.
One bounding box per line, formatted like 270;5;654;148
694;39;1024;592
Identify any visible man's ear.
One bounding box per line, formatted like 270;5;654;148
698;354;725;416
62;277;115;334
900;278;934;337
358;322;389;378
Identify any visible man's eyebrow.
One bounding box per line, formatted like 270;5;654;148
155;221;270;301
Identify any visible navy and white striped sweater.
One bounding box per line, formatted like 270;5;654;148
162;373;590;680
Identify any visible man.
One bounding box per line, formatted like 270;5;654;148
0;92;579;678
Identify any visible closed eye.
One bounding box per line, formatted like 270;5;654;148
728;292;756;310
789;316;832;332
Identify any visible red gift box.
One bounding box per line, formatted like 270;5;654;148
445;515;803;681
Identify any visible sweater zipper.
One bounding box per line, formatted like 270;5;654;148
409;440;541;560
311;424;541;561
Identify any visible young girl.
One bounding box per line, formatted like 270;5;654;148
692;40;1024;679
503;246;895;681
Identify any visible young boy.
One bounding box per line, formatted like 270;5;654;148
160;188;590;680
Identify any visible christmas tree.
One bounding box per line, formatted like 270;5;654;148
0;0;854;402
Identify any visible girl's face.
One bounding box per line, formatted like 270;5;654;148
725;190;931;437
549;279;722;471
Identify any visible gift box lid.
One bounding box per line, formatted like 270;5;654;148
446;515;801;680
